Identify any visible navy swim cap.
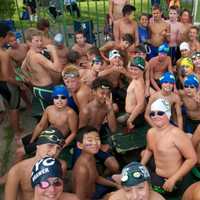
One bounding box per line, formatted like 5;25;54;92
31;156;63;188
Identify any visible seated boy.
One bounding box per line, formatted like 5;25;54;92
72;126;120;200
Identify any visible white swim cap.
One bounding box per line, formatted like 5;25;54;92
151;98;171;119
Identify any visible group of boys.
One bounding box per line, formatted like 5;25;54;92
0;2;200;200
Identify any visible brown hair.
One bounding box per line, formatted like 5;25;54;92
25;28;43;42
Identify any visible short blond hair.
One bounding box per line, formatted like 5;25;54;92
25;28;43;42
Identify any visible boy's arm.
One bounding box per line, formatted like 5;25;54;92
30;109;49;143
63;110;78;148
192;125;200;150
5;165;20;200
174;95;183;129
96;176;120;189
113;21;120;42
149;63;160;91
74;167;90;200
79;107;90;128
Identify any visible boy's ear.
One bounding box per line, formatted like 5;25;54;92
77;141;83;149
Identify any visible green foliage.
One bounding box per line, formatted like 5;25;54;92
0;0;16;19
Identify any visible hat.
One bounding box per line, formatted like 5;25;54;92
129;56;145;71
62;65;80;79
135;44;146;54
180;57;194;71
109;49;121;60
151;98;171;119
54;33;64;46
92;56;103;64
179;42;190;51
31;156;63;188
158;43;169;54
121;162;150;187
159;72;175;84
37;127;65;147
52;85;68;98
184;74;199;88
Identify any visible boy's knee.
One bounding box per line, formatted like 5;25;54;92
104;157;120;173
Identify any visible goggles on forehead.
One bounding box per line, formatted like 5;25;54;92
62;72;79;79
191;52;200;60
101;85;110;89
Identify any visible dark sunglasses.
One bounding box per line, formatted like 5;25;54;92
149;111;165;117
53;95;67;100
184;85;196;89
39;178;62;189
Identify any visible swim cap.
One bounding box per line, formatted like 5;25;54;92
180;57;194;71
121;162;150;187
62;65;80;79
54;33;64;46
0;22;10;38
159;71;175;84
52;85;68;98
37;127;65;147
109;49;121;60
179;42;190;51
129;56;145;71
151;98;171;119
158;43;169;54
184;74;199;88
31;156;63;188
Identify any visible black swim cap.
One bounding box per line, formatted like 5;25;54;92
37;127;65;147
31;156;63;188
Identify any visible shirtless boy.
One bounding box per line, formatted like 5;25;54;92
16;85;78;160
113;4;139;44
5;127;65;200
149;43;173;91
107;162;165;200
187;26;200;54
100;33;133;63
22;28;62;118
179;74;200;133
62;65;92;112
73;126;120;200
141;98;197;193
0;23;24;141
31;156;79;200
166;6;182;64
148;5;169;59
118;56;146;130
145;72;183;129
72;31;92;65
192;51;200;79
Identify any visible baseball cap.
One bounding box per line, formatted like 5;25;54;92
179;42;190;51
151;98;171;119
109;49;121;60
54;33;64;46
121;162;150;187
129;56;145;71
158;43;169;54
37;127;65;147
62;65;80;79
159;72;175;84
184;74;199;88
31;156;63;188
52;85;68;98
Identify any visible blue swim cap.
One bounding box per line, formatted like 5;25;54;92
52;85;68;98
184;74;199;88
158;43;169;54
31;156;63;188
159;72;175;84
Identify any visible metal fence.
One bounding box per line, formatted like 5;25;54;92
6;0;195;46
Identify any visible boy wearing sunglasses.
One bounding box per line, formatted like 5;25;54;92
145;71;183;129
31;156;79;200
141;98;196;195
5;127;67;200
179;74;200;133
16;85;78;161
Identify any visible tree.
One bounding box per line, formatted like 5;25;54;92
0;0;16;19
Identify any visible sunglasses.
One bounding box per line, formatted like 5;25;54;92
53;95;67;100
149;111;165;117
184;85;196;89
39;178;62;189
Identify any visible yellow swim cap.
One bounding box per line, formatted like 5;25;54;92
180;57;194;71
